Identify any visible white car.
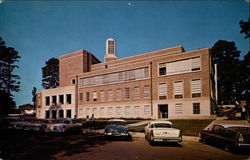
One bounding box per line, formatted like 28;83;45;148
144;121;182;145
22;119;46;132
44;118;79;133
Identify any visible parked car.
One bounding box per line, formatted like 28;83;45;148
104;119;131;140
200;124;250;152
144;121;182;145
8;117;27;130
22;119;46;132
44;118;79;133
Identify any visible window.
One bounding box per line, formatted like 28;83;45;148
158;57;201;77
86;108;90;116
192;79;201;98
100;107;105;116
79;108;83;117
144;85;150;98
100;90;105;102
115;89;121;100
52;96;57;105
125;106;130;116
45;110;50;118
134;106;140;116
93;91;97;101
108;90;112;101
79;67;149;88
159;63;166;76
66;94;72;104
116;107;122;116
38;97;41;105
59;110;64;118
175;103;183;114
79;93;83;102
66;109;71;118
108;40;115;54
134;87;140;99
174;81;183;99
93;108;97;116
191;57;201;71
72;79;76;84
86;92;90;102
193;103;200;114
59;95;64;104
144;105;151;115
159;83;167;99
108;107;113;115
46;96;50;106
125;88;130;99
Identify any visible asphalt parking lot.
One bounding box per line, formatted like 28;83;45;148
0;130;249;160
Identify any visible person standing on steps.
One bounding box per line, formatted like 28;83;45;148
90;114;95;130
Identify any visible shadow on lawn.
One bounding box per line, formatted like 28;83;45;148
0;130;107;160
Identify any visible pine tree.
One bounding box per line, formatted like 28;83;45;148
42;58;59;89
0;37;21;115
211;40;241;105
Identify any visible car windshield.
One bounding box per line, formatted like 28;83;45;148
152;123;173;128
108;121;126;126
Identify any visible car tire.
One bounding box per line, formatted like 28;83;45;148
202;136;207;144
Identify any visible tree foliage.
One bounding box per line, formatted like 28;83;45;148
0;37;21;115
42;58;59;89
211;40;241;105
239;18;250;39
32;86;37;107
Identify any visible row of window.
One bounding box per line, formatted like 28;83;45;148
80;105;151;117
159;57;201;76
79;103;201;117
79;67;149;88
159;79;201;99
80;85;150;103
45;94;72;106
45;109;72;119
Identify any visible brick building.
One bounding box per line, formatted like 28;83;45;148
36;38;217;119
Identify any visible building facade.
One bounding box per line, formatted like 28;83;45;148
36;38;216;119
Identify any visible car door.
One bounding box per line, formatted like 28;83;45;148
212;125;226;145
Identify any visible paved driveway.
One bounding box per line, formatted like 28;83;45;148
52;136;249;160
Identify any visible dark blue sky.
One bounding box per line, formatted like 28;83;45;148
0;0;249;106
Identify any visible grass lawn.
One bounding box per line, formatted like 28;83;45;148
80;119;145;129
128;119;214;137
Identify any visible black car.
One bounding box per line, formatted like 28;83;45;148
200;124;250;152
104;119;131;140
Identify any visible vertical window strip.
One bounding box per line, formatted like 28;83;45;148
144;85;150;98
159;83;167;99
134;87;140;99
174;81;183;98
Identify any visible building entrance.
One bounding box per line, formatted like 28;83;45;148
158;104;168;119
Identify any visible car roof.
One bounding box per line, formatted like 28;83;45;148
108;119;126;122
215;124;250;128
149;121;173;125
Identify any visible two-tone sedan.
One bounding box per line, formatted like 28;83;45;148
104;119;131;140
44;118;79;133
200;124;250;152
145;121;182;145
